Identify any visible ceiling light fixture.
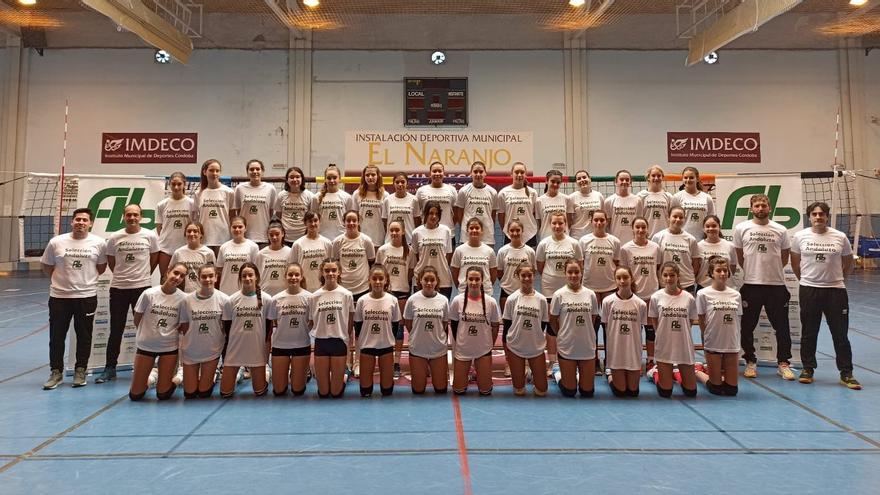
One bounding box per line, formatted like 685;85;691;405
569;0;586;6
431;51;446;65
154;49;171;64
18;0;38;5
849;0;868;6
703;51;719;64
303;0;319;7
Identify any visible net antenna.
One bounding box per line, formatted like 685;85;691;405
57;99;69;236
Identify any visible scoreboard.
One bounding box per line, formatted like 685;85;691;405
405;78;468;126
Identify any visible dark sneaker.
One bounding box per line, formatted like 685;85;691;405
72;367;87;388
95;366;117;384
840;374;862;390
798;368;814;384
43;370;63;390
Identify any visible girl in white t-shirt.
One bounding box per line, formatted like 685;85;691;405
498;161;538;247
673;166;715;240
604;169;642;246
128;263;190;401
233;159;277;246
170;221;216;293
601;267;647;398
451;217;497;295
696;257;742;396
696;215;737;288
275;166;315;246
450;267;502;396
652;207;701;292
383;172;421;244
649;262;699;398
549;259;600;397
502;263;549;396
180;263;228;399
568;170;605;239
375;220;415;377
290;211;333;293
619;216;661;370
157;171;197;277
354;265;401;397
403;266;450;394
269;263;313;397
497;220;536;310
311;164;353;240
536;170;573;241
416;161;458;233
412;201;455;299
309;259;355;399
220;262;273;398
637;165;674;237
580;209;621;368
257;222;292;296
454;161;498;247
352;165;386;246
332;210;376;300
216;216;260;295
195;159;234;255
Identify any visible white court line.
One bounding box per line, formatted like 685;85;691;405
0;291;48;299
0;309;48;325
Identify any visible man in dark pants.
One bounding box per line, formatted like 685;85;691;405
733;194;795;380
40;208;108;389
790;201;860;389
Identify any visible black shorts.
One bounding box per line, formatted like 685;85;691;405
360;346;394;357
390;290;409;300
272;346;311;357
500;288;512;299
314;338;347;357
136;348;178;358
352;291;369;302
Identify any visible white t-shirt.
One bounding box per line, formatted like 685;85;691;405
535;192;573;241
355;293;401;350
649;289;697;365
41;233;108;298
222;291;273;367
275;189;315;242
455;183;498;245
332;233;376;295
550;285;599;361
791;227;853;289
217;239;260;295
403;291;450;359
619;240;662;300
497;244;536;295
289;235;333;293
696;286;742;353
170;245;216;293
311;190;353;240
382;193;420;243
257;245;292;296
180;290;228;365
672;190;715;240
106;228;160;289
580;233;621;293
195;185;234;247
416;183;458;232
412;225;455;288
134;286;189;353
156;196;197;254
268;289;312;350
309;286;355;342
234;182;278;243
502;290;549;359
696;238;737;288
536;236;583;297
601;293;648;371
637;190;674;237
352;190;386;247
375;243;416;293
732;220;790;285
652;229;700;288
449;293;501;361
604;194;642;246
568;189;605;239
451;242;497;293
497;185;539;242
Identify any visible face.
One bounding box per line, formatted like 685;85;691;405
565;263;582;286
344;213;359;232
810;206;828;228
471;165;486;183
661;267;679;288
325;170;339;190
682;170;698;189
364;167;378;186
286;266;302;288
548;175;562;193
430;164;444;184
322;263;339;285
508;223;523;241
551;214;566;236
185;224;203;244
240;267;257;290
615;270;632;290
306;215;319;235
389;223;403;243
467;221;482;241
199;268;216;288
703;218;720;238
512;164;527;185
169;176;186;196
426;207;440;227
247;162;263;181
750;198;770;219
518;268;534;289
711;264;729;284
166;265;188;287
370;271;386;292
592;213;607;231
71;212;92;233
466;271;483;293
576;172;591;190
287;170;302;191
394;176;407;194
124;205;141;228
420;273;438;292
230;220;246;238
205;162;221;183
669;209;685;230
616;173;632;190
649;168;664;186
633;220;648;240
268;227;284;245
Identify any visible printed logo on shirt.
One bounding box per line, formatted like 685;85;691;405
641;267;650;275
327;313;336;324
72;260;83;269
671;320;682;330
815;253;826;263
249;205;258;214
244;319;254;330
426;321;435;331
758;244;767;253
290;318;299;327
310;260;319;269
199;323;209;334
125;253;136;262
523;319;533;329
575;315;586;326
173;219;183;229
157;318;168;328
723;314;734;324
653;210;661;219
468;325;478;336
209;209;219;218
371;323;381;334
620;323;631;335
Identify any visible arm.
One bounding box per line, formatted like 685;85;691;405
451;267;460;287
453;206;463;227
790;252;801;279
548;315;559;336
648;316;658;328
107;255;116;272
41;263;54;277
96;263;107;276
842;254;854;278
155;224;163;235
133;311;144;328
491;322;499;345
177;322;190;335
149;252;159;273
697;314;706;342
692;257;702;280
735;248;744;268
489;267;498;285
536;261;545;274
348;311;355;348
781;248;790;267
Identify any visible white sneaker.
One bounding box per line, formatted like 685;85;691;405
504;364;511;377
525;364;533;384
242;367;251;380
744;362;758;378
172;366;184;386
236;368;246;384
777;364;796;381
147;368;159;388
550;362;561;383
353;362;360;378
265;366;272;382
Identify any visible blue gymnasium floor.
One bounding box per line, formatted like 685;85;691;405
1;271;879;494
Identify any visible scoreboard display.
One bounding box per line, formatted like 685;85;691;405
405;78;468;126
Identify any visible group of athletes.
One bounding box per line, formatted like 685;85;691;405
39;158;862;401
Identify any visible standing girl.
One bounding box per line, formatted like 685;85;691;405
232;159;277;248
696;257;742;395
649;262;699;398
549;259;600;397
268;263;313;396
216;216;260;295
502;263;549;396
309;259;355;398
332;210;376;301
310;164;353;240
128;263;190;401
568;170;604;239
275;166;314;247
497;161;538;247
375;220;416;378
156;171;198;278
354;266;401;397
289;211;333;292
450;267;502;395
619;216;661;370
651;207;701;293
454;161;498;247
451;218;497;295
601;267;647;397
403;267;450;395
536;170;573;241
257;221;292;296
220;262;273;397
637;165;674;237
673;166;715;240
180;264;228;399
696;215;737;288
195;159;234;255
579;209;620;368
416;161;458;234
352;165;386;246
604;169;642;246
170;222;216;293
411;201;455;299
382;172;420;243
497;220;537;315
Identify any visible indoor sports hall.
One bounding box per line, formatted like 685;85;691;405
1;1;879;494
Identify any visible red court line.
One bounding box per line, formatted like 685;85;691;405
451;393;473;495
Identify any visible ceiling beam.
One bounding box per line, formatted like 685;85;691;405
81;0;193;63
0;2;21;39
